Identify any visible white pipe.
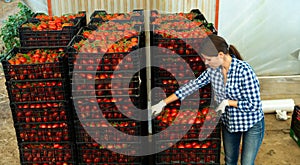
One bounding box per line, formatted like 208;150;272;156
261;99;295;113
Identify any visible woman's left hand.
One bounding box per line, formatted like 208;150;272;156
216;99;229;114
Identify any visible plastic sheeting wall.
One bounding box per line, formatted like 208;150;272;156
218;0;300;76
22;0;48;13
23;0;216;24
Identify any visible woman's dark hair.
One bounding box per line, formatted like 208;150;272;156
199;34;243;60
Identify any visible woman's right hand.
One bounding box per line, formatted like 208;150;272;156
151;100;166;116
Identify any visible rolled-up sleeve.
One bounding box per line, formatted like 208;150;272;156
237;66;262;112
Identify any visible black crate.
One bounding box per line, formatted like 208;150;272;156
76;142;143;164
90;10;107;20
18;142;76;165
88;17;105;26
32;11;87;28
290;128;300;147
67;33;141;52
10;101;73;124
150;11;207;24
75;24;98;36
1;47;69;81
155;121;221;141
74;119;141;143
72;95;143;121
90;10;142;22
70;51;141;73
14;120;74;143
133;9;144;14
151;41;202;56
90;10;130;22
152;25;209;40
6;79;70;103
291;105;300;138
87;18;143;32
67;36;141;82
152;103;219;137
190;9;202;15
205;22;218;35
71;77;141;98
19;17;82;47
155;139;220;164
67;11;87;28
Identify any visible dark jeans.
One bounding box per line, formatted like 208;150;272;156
222;118;265;165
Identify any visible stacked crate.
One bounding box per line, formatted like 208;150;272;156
1;47;76;165
0;12;86;165
67;10;146;164
19;11;86;47
150;10;221;164
290;105;300;147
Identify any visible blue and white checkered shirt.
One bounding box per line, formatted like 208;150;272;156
175;57;264;132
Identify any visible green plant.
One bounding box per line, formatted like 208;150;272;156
0;2;34;57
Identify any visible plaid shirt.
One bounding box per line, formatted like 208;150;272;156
175;57;264;132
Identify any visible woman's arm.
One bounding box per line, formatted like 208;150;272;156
163;93;179;104
228;100;238;108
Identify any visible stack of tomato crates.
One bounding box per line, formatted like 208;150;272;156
290;105;300;147
150;9;221;164
67;10;147;164
0;12;86;165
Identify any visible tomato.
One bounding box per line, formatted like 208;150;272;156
82;31;91;38
36;25;43;31
54;17;62;24
48;24;57;30
40;22;48;29
62;22;73;27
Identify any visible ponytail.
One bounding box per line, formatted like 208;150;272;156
228;45;243;61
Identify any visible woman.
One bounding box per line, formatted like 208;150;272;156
151;34;265;165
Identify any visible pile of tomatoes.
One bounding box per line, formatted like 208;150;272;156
21;13;85;31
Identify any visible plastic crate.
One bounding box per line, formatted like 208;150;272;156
32;11;87;28
76;142;143;164
90;10;108;20
5;79;69;103
90;10;143;22
86;17;106;28
152;105;219;136
150;10;207;24
14;120;74;143
74;119;141;143
133;9;144;15
151;61;206;79
90;10;130;22
67;35;141;82
87;18;143;32
155;139;220;164
290;128;300;147
10;101;73;124
205;22;218;35
1;47;69;81
152;25;210;40
71;77;141;98
18;142;76;164
158;123;220;142
19;17;82;47
190;9;202;15
291;105;300;141
71;95;143;121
